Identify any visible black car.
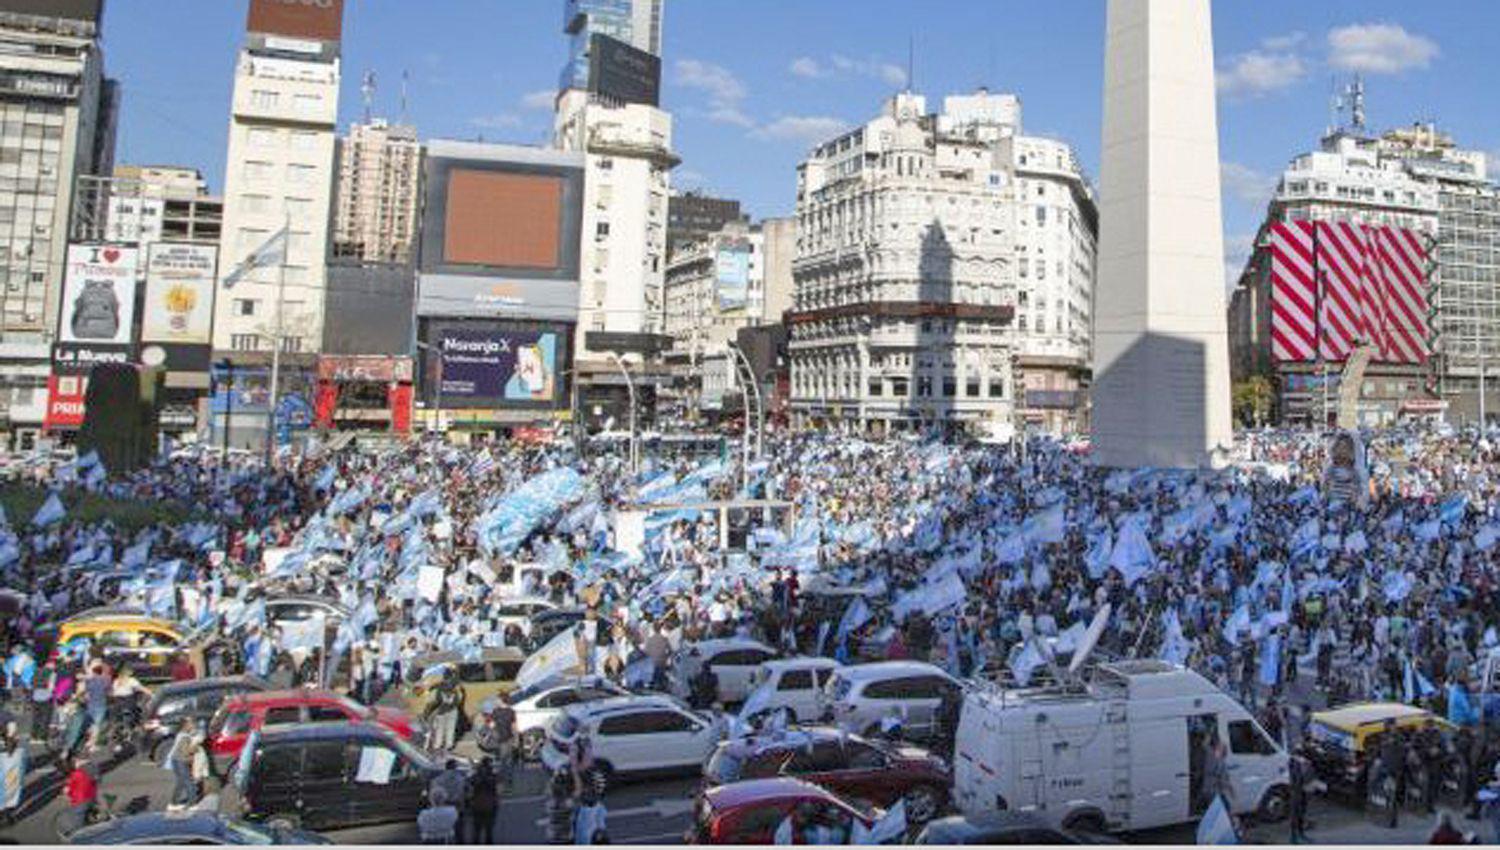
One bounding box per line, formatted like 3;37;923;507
528;607;585;649
914;813;1121;845
69;811;330;845
143;676;272;760
242;722;457;831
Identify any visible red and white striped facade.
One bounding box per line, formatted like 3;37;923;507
1268;220;1431;365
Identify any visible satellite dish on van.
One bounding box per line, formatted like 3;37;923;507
1067;603;1111;675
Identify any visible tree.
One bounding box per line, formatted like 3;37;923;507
1232;376;1275;428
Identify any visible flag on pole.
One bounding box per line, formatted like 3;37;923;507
223;225;288;290
1196;794;1239;844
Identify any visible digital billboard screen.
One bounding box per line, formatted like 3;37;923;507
589;33;662;107
444;170;564;270
142;243;217;346
422;320;571;410
716;242;752;312
247;0;345;43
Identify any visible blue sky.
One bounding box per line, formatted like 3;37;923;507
106;1;1499;283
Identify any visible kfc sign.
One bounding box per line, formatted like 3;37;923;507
247;0;344;43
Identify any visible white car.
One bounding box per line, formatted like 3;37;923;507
741;657;842;723
670;638;780;705
540;695;722;789
818;661;961;743
508;676;629;759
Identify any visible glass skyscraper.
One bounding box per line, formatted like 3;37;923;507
560;0;663;92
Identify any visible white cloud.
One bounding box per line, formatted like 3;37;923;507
707;106;756;128
470;114;523;130
789;57;824;79
1220;162;1276;207
675;169;707;188
1224;232;1258;289
754;115;851;145
675;59;747;106
1328;24;1439;74
520;90;555;111
1217;49;1307;97
1261;31;1307;52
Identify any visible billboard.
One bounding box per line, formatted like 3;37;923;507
445;171;564;269
589;33;662;107
43;374;88;431
56;244;138;372
142;243;217;346
716;242;752;311
418;142;585;321
423;321;571;410
0;0;102;21
247;0;344;43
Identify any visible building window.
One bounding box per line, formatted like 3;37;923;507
891;378;909;398
230;334;260;351
868;379;882;397
596;221;610;240
293;94;320;114
966;380;981;398
989;381;1005;398
917;377;932;398
942;378;956;397
250;90;278;109
236;299;257;317
242;161;273;182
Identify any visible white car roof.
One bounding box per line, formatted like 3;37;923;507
568;694;688;719
684;637;774;655
835;661;954;682
763;657;839;672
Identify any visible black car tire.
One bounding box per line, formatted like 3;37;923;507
1258;784;1290;823
1062;810;1107;835
902;785;945;825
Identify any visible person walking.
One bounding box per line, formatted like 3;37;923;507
425;670;464;752
417;787;458;845
167;717;202;809
0;723;27;827
467;758;499;845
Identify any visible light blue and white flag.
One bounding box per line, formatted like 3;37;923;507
1196;794;1239;844
31;493;65;528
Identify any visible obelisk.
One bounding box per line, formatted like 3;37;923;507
1091;0;1233;469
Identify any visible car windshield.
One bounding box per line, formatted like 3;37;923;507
1308;721;1354;751
338;695;376;719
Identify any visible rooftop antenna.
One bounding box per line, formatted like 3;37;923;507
1327;76;1340;136
399;70;410;125
360;70;376;124
1350;74;1366;134
907;34;915;92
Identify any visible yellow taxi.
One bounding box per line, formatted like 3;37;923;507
57;614;210;682
401;647;526;721
1305;702;1455;795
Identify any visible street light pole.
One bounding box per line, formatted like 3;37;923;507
263;209;290;467
219;359;234;465
728;340;765;462
608;352;638;474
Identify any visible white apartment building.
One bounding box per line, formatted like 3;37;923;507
663;220;763;410
213;43;340;360
0;2;114;445
333;119;421;265
553;90;675;362
792;89;1096;435
1377;124;1500;422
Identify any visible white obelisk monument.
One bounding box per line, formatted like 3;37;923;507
1091;0;1233;469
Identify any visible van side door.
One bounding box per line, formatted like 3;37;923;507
1127;718;1190;830
1224;717;1283;813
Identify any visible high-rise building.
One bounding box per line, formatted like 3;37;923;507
790;89;1096;436
759;216;796;324
553;0;675;397
211;0;344;447
1377;123;1500;423
0;0;115;447
560;0;663;91
1228;129;1445;427
333;119;421;265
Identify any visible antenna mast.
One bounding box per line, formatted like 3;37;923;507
360;70;377;124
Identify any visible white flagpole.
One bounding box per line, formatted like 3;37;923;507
265;208;289;467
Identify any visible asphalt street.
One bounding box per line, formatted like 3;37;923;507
0;737;1491;846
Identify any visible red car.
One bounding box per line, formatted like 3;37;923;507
703;728;950;824
207;688;420;758
690;777;877;845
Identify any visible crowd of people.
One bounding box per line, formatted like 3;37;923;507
1;423;1500;842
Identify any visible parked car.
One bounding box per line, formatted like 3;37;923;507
742;658;841;723
1304;702;1456;797
68;811;330;845
401;648;527;722
495;596;556;637
240;723;458;831
142;675;272;760
689;777;878;845
528;607;586;650
671;638;780;705
818;661;961;742
208;688;420;759
506;675;629;760
55;615;225;683
704;727;950;823
540;694;721;790
263;595;349;627
914;813;1120;845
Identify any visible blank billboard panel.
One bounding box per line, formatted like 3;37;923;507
444;171;564;270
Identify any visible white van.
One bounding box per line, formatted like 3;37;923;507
953;659;1289;834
